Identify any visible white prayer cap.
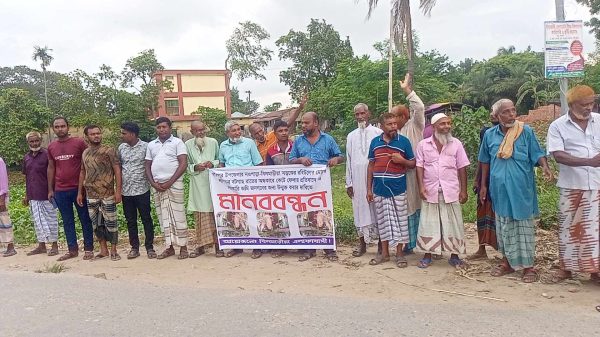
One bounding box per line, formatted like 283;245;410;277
430;113;449;125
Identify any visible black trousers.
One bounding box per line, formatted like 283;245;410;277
122;191;155;251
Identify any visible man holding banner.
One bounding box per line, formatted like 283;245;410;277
290;111;344;262
186;121;223;258
219;120;264;259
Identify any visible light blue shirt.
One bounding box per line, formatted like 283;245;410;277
478;124;545;220
219;137;262;167
289;132;342;165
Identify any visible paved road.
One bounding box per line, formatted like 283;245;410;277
0;270;598;336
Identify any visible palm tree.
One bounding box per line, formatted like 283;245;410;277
365;0;438;110
32;45;54;109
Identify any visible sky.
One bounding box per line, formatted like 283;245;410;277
0;0;595;109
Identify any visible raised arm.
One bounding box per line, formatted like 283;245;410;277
400;74;425;131
284;92;308;134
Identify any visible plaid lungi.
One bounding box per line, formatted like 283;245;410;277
495;215;535;270
87;196;118;245
29;200;59;243
154;180;188;247
374;193;409;243
194;212;216;247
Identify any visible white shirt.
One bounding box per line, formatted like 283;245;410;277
547;112;600;190
145;135;187;183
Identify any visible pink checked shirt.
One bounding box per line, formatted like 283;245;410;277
415;136;470;204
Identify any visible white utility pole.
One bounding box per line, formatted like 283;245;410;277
555;0;569;115
388;1;394;112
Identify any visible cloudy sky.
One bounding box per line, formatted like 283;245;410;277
1;0;595;108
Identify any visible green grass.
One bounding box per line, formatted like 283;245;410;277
34;263;69;274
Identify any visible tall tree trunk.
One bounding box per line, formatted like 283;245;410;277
43;69;52;141
405;3;415;81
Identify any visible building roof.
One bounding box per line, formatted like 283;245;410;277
253;107;298;122
231;111;248;118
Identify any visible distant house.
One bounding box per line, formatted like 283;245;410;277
154;69;231;136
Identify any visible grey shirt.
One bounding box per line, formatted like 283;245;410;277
118;140;150;196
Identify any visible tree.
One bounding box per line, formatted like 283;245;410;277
575;0;600;42
276;19;353;101
364;1;438;109
230;87;259;114
194;106;228;143
225;21;273;81
120;49;167;116
497;45;516;55
32;45;53;110
263;102;282;112
0;88;50;165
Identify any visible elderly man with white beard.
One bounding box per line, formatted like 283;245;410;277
346;103;382;257
185;121;222;258
415;113;470;268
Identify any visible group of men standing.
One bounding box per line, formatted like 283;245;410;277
345;76;598;283
0;79;598;286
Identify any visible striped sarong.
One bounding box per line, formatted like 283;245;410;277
29;200;59;243
194;211;215;247
417;191;466;255
0;211;13;243
558;188;600;273
495;215;535;269
87;196;118;245
374;193;409;243
154;180;188;247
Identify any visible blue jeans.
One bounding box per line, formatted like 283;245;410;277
54;189;94;251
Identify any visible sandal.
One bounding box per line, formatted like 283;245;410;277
298;251;316;262
48;248;59;257
396;256;408;268
189;247;205;258
448;257;466;268
522;269;538;283
369;255;390;265
271;250;285;258
57;251;78;261
417;257;433;269
83;251;94;260
93;253;109;261
490;264;515;277
147;249;157;259
178;249;189;260
157;248;175;260
2;249;17;257
225;249;242;258
27;246;47;256
251;249;263;259
110;253;121;261
127;250;140;259
215;249;225;258
352;245;366;257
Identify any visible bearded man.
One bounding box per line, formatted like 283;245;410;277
345;103;382;257
479;99;553;283
415;113;470;268
185;121;222;258
547;85;600;284
22;131;59;256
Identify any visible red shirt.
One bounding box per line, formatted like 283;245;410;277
47;137;87;191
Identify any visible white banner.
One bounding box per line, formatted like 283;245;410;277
209;165;336;250
544;20;585;79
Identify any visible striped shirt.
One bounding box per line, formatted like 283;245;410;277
368;133;414;197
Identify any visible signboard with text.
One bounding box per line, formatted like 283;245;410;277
544;20;585;79
209;165;336;250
